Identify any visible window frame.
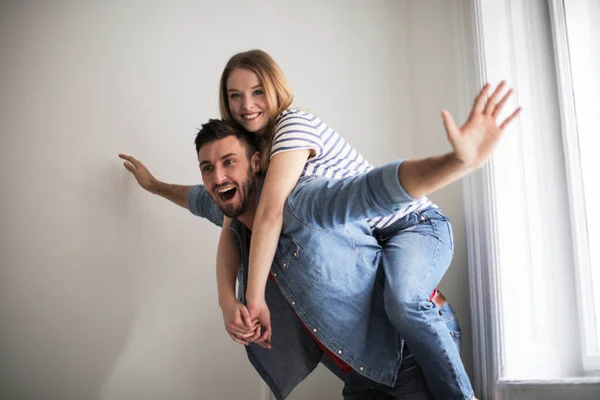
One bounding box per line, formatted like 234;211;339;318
463;0;600;397
548;0;600;371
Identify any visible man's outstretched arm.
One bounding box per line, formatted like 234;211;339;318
119;154;224;227
119;154;191;208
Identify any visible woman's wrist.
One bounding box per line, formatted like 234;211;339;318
218;292;238;309
245;290;266;305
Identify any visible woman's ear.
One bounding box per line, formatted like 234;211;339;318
251;151;261;173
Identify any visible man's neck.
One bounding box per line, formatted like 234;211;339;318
237;211;255;231
232;175;262;231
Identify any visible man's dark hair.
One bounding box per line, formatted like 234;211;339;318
194;119;262;159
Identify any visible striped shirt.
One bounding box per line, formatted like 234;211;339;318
270;109;433;230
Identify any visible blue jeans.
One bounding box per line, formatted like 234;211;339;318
323;300;463;399
375;207;474;400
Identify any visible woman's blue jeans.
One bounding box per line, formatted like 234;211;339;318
373;207;474;400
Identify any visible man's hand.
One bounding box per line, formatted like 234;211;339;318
221;298;262;346
119;154;190;208
441;81;522;169
119;154;158;193
247;298;272;349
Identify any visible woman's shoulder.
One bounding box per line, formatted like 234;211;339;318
276;108;321;126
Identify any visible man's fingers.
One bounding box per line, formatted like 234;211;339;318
227;324;257;337
250;327;262;342
267;325;272;345
257;325;271;348
499;107;522;131
256;340;271;349
122;161;136;173
492;88;514;118
232;308;244;327
118;154;137;164
230;328;257;339
227;325;255;340
254;327;271;349
237;329;260;339
257;331;269;343
240;306;254;329
119;154;140;173
228;332;249;346
483;81;507;115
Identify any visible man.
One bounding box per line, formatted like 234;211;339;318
120;83;520;399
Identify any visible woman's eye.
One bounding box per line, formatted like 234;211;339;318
229;93;240;99
254;90;264;96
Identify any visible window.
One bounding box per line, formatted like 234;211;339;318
552;0;600;371
462;0;600;398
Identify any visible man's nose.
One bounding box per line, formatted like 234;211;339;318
213;167;228;185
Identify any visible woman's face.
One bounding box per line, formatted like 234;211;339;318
226;68;270;135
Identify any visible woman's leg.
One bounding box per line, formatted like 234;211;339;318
378;208;474;400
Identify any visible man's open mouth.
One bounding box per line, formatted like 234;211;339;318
217;185;237;201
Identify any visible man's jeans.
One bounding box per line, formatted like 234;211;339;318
323;299;463;399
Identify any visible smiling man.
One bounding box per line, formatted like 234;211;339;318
197;130;259;219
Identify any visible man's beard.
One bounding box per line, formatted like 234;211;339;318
219;168;256;218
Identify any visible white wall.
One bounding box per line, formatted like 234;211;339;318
0;1;473;399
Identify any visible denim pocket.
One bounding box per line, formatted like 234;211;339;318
405;211;442;241
418;210;454;252
274;241;322;294
437;301;462;352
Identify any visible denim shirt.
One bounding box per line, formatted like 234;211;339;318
188;160;416;399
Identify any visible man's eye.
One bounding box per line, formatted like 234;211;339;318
201;166;213;173
225;159;235;165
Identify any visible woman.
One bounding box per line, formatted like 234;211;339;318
214;49;479;400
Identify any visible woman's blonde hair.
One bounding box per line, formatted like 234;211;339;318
218;50;293;171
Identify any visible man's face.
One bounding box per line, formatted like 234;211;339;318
198;136;260;218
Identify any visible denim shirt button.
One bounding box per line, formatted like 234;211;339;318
291;301;296;306
273;272;278;277
283;263;287;269
293;252;298;257
420;215;426;221
337;350;343;355
360;367;364;371
312;328;317;333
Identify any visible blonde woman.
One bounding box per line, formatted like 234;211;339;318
212;49;510;400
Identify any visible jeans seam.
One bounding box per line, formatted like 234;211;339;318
416;219;441;299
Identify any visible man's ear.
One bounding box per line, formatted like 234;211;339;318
251;151;261;173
